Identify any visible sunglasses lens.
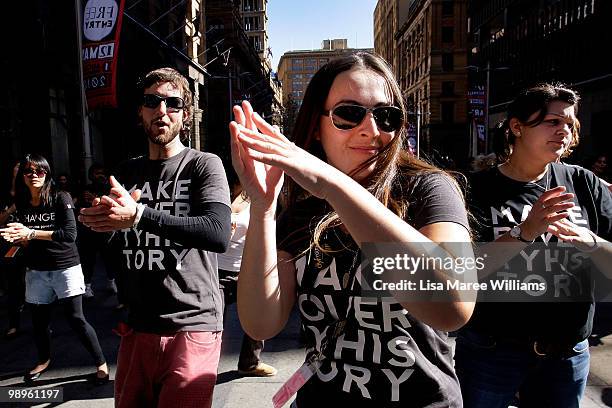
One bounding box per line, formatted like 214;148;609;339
24;169;45;177
165;97;185;110
143;94;162;108
373;107;402;132
331;105;367;130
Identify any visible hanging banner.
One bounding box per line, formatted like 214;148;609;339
468;83;486;154
406;122;417;156
81;0;125;109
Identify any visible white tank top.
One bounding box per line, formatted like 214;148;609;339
217;202;250;272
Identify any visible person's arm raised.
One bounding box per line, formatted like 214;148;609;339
230;101;296;340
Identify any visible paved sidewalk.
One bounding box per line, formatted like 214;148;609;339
1;279;612;407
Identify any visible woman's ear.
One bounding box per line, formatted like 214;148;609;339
509;118;522;138
314;127;321;141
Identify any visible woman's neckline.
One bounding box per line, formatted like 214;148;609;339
497;161;550;183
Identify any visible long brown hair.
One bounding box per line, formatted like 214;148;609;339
284;52;454;248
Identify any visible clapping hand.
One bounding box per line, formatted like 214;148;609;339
78;176;141;232
0;223;33;243
520;186;575;241
229;101;284;214
230;101;335;203
548;218;600;252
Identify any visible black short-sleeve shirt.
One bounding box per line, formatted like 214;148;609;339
277;172;469;407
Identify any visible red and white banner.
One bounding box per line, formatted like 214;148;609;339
81;0;125;110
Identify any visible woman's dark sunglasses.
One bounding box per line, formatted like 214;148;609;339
24;169;47;177
322;104;403;133
142;94;185;111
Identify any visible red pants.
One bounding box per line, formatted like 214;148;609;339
114;328;222;408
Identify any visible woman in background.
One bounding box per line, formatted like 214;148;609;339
456;84;612;407
0;154;108;384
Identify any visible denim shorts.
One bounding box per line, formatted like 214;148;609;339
25;264;85;304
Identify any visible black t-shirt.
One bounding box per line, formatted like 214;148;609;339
14;191;80;271
278;172;469;407
465;163;612;343
115;148;230;333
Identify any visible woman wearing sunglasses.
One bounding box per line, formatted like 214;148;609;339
0;154;108;384
229;53;474;406
455;84;612;407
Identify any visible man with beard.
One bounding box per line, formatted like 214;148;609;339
79;67;231;408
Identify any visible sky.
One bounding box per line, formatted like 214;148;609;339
267;0;378;71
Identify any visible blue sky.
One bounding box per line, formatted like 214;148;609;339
267;0;378;71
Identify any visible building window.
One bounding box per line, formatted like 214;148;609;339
442;53;453;71
442;0;453;16
244;16;260;31
441;81;454;96
441;102;455;123
442;27;453;43
304;58;317;70
249;35;262;52
243;0;258;12
292;59;303;69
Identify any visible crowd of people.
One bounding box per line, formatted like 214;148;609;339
1;56;611;408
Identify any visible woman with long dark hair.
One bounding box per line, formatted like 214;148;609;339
455;84;612;407
229;53;475;406
0;154;108;384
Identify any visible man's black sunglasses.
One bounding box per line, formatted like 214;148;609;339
142;94;185;111
322;104;403;133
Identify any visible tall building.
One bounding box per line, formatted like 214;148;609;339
374;0;409;79
277;39;373;109
205;0;281;164
238;0;282;131
239;0;271;71
1;0;208;183
374;0;469;165
468;0;612;159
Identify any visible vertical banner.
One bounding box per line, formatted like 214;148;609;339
81;0;125;110
406;122;418;156
468;84;486;154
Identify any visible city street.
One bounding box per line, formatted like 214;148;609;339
1;269;612;407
